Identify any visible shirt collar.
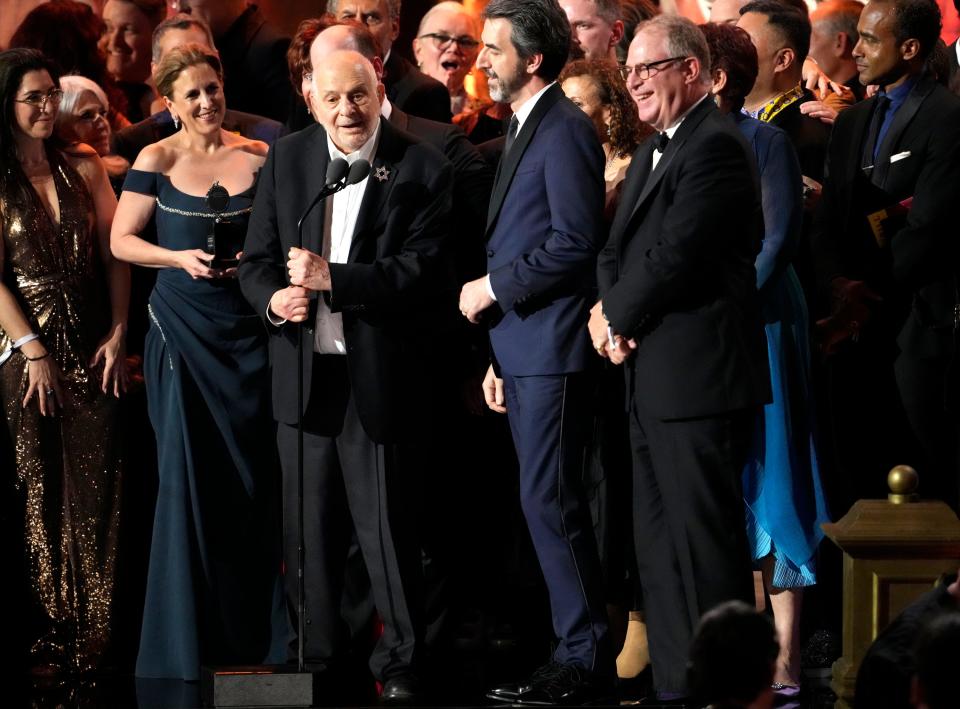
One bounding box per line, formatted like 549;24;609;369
380;97;393;120
512;81;556;133
326;117;381;165
880;74;917;106
663;92;710;138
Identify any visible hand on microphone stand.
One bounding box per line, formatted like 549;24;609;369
287;247;332;291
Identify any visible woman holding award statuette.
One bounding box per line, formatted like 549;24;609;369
111;43;285;680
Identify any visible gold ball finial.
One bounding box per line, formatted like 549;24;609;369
888;465;919;503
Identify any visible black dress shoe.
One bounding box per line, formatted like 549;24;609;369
487;662;570;703
515;663;616;706
380;675;423;705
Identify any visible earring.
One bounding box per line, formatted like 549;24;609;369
172;114;180;129
606;123;612;139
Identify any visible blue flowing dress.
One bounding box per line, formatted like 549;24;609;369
734;114;830;588
122;169;286;679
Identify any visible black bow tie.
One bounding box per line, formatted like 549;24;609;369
656;131;670;152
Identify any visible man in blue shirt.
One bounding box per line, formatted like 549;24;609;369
814;0;960;510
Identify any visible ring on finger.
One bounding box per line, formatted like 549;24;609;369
46;388;54;396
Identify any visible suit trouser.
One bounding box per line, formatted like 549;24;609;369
276;355;423;681
627;396;755;696
502;371;611;674
895;351;960;511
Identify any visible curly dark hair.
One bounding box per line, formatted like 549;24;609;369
700;22;759;111
558;58;646;158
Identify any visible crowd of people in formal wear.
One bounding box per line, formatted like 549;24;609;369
1;0;959;707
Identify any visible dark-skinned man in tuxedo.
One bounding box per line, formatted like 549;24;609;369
814;0;960;510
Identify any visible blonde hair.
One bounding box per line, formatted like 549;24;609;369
153;44;223;99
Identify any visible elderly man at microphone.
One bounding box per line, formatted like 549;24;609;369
238;49;453;702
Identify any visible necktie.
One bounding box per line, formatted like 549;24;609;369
504;114;519;157
656;131;670;152
862;94;891;171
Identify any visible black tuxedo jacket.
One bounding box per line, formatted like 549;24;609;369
767;89;830;182
598;98;770;420
383;52;452;124
238;119;454;442
111;108;286;164
813;74;960;359
216;4;293;123
389;105;493;282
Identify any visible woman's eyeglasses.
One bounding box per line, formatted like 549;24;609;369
15;89;65;111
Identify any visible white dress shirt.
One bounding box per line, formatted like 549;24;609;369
267;121;381;351
651;92;711;171
313;123;380;354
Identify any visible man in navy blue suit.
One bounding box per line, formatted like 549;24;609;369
457;0;613;704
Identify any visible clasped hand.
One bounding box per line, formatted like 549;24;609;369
287;247;331;291
588;301;636;365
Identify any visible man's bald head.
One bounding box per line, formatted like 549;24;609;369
310;49;384;153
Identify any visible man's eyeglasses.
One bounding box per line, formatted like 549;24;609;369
15;89;65;111
618;56;688;81
418;32;481;51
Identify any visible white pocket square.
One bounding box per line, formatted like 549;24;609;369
890;151;912;163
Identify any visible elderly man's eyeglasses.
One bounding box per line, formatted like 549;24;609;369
418;32;481;51
618;57;687;81
15;89;65;110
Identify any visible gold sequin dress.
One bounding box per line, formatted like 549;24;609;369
0;148;122;673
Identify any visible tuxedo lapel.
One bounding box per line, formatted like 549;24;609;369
608;139;654;248
349;118;399;262
872;77;935;187
485;84;564;235
387;105;410;132
625;97;714;227
300;126;330;255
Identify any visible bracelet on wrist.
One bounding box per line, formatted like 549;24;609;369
25;352;51;362
0;332;41;368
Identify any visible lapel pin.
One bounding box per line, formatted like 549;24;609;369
374;165;390;182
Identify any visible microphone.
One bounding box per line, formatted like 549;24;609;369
296;158;350;232
346;159;371;186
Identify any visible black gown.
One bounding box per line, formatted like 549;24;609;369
122;169;286;680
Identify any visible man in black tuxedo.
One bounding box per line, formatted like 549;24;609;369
328;0;452;122
588;15;769;702
238;50;453;702
814;0;960;509
305;19;493;676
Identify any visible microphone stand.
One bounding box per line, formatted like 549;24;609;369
202;159;352;707
293;180;342;673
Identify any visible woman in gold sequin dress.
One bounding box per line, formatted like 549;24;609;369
0;49;130;675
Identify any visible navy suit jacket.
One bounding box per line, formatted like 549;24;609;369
485;84;606;376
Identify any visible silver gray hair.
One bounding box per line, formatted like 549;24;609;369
635;14;712;86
